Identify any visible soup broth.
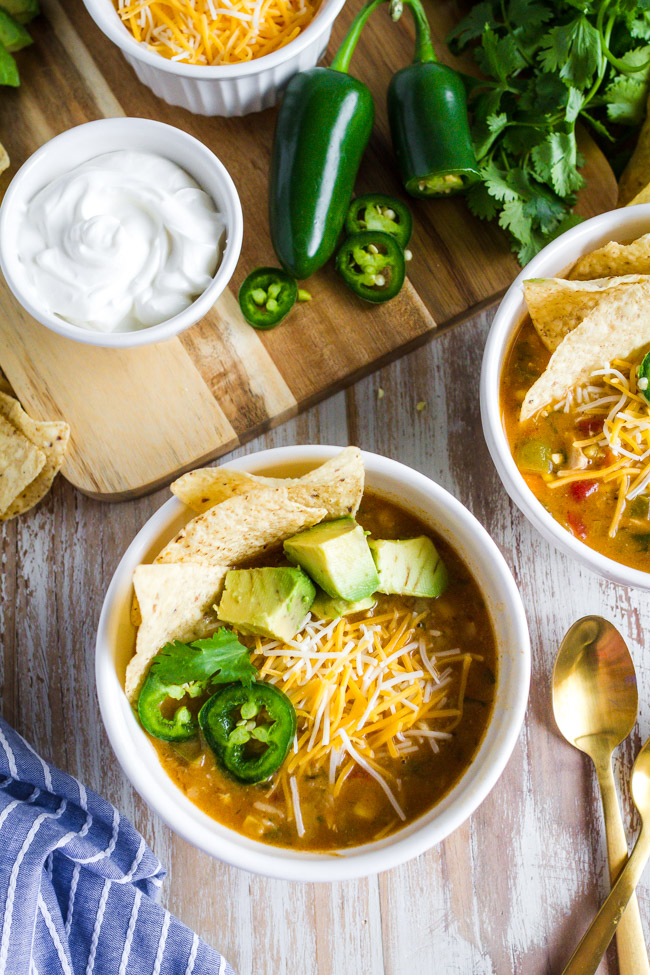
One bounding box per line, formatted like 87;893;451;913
145;493;498;851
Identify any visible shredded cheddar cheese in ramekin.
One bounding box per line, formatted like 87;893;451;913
114;0;320;66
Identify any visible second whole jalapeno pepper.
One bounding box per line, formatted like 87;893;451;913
387;0;480;198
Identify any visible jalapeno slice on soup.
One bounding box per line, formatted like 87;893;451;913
124;449;497;851
501;232;650;571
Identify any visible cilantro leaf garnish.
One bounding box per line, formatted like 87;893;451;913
446;0;650;264
150;629;257;689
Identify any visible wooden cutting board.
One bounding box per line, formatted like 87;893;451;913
0;0;618;500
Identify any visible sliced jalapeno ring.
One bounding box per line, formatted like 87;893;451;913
239;267;298;329
138;673;200;742
335;230;406;304
345;194;413;249
199;682;297;783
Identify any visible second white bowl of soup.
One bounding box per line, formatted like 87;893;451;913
482;205;650;590
96;446;530;880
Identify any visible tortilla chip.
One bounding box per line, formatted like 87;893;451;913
0;392;70;519
156;484;327;567
569;234;650;280
627;182;650;205
171;468;267;512
524;275;649;352
618;95;650;205
0;414;45;515
0;143;8;176
521;279;650;420
287;447;364;516
125;562;228;703
171;447;364;519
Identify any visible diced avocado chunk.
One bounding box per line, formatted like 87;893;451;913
283;517;379;601
216;566;315;642
0;39;18;86
310;589;376;621
0;0;39;25
0;10;31;50
368;536;448;598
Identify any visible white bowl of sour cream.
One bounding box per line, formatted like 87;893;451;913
0;117;243;347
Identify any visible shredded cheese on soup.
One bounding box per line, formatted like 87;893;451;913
549;358;650;536
247;607;479;836
114;0;320;65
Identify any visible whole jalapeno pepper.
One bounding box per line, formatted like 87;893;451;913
335;230;406;303
387;0;480;198
345;194;413;249
199;682;297;783
269;0;387;280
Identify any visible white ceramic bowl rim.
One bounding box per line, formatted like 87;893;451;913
83;0;347;78
481;204;650;591
0;118;243;349
96;446;530;881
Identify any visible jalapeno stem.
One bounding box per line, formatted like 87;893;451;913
400;0;437;65
330;0;389;73
331;0;437;73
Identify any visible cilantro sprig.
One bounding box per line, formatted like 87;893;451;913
447;0;650;264
149;629;257;689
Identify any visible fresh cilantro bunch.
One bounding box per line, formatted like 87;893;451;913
447;0;650;263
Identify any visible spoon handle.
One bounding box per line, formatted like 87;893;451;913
561;827;650;975
597;759;650;975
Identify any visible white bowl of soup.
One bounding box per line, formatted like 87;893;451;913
482;205;650;590
96;446;530;880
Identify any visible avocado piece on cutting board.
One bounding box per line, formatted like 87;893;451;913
310;589;376;621
216;566;315;642
0;0;39;24
283;517;379;601
368;536;448;598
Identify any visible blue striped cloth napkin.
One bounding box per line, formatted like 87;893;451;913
0;715;237;975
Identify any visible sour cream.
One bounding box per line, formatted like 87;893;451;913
17;150;224;333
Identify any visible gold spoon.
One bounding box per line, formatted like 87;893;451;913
561;736;650;975
552;616;649;975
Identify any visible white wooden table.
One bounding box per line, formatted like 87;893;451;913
2;307;648;974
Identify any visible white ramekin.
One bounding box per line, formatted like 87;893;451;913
0;117;243;349
96;445;530;881
481;205;650;591
82;0;347;116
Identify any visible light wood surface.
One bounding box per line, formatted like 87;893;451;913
0;0;618;500
2;305;649;975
